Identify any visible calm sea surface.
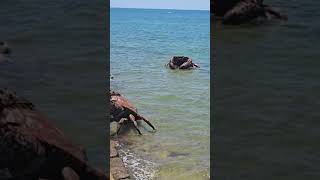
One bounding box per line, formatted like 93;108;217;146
214;0;320;179
0;0;107;169
111;8;210;180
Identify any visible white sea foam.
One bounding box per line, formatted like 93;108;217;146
117;143;156;180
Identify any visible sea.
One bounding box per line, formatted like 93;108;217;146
0;0;107;170
111;8;210;180
214;0;320;179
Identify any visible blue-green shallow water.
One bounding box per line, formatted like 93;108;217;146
0;0;107;170
214;0;320;179
111;8;210;179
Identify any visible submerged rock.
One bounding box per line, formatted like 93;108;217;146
212;0;287;25
165;56;199;70
110;158;130;180
110;140;118;158
109;139;131;180
0;88;107;179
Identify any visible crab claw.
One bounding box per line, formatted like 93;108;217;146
139;116;156;132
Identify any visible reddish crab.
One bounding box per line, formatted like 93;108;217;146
110;91;156;135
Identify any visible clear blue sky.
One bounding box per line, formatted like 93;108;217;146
110;0;209;10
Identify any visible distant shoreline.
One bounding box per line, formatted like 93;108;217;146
110;7;209;11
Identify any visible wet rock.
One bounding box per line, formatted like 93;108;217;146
110;140;118;158
110;157;130;180
166;56;199;70
0;88;107;179
110;172;115;180
110;122;118;136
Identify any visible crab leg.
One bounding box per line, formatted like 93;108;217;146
139;116;156;131
116;118;126;134
129;114;142;135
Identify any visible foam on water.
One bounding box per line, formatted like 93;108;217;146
117;142;156;180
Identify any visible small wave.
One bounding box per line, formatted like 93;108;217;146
117;143;156;180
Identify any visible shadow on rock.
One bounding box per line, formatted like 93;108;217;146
0;88;107;179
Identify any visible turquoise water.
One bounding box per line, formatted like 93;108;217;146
111;8;210;179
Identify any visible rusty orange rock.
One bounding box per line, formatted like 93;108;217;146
0;88;107;179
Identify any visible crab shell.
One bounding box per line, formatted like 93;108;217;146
111;93;137;114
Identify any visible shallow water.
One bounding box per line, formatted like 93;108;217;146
214;0;320;179
111;8;210;179
0;0;107;169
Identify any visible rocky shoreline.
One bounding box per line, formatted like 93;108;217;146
110;139;131;180
0;88;107;179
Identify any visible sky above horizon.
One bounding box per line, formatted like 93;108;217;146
110;0;209;10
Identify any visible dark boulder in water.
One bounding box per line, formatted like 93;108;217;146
166;56;199;70
212;0;287;25
0;88;107;179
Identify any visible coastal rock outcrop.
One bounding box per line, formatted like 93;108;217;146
110;90;156;135
110;140;130;180
166;56;199;70
212;0;287;25
0;88;107;179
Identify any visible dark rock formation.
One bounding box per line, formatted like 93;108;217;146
212;0;287;25
0;88;107;179
166;56;199;70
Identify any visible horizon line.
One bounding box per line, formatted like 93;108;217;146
110;7;209;11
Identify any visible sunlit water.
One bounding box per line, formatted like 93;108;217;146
111;8;210;180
